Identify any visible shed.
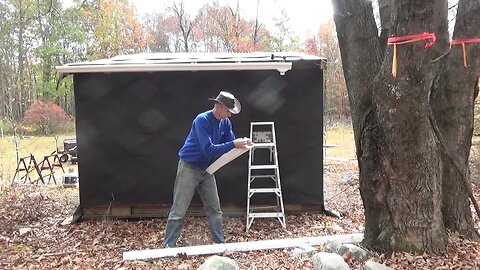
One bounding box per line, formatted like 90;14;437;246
56;52;326;218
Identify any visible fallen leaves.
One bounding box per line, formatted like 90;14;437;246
0;161;479;269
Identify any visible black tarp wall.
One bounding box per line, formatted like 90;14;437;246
73;60;324;215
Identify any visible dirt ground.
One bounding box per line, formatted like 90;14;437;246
0;159;479;269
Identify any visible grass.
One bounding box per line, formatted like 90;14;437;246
0;134;76;189
324;122;356;159
5;121;476;186
0;124;358;189
324;121;480;171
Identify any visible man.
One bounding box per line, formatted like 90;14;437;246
164;91;250;247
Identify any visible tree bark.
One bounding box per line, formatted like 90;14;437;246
332;0;387;251
431;0;480;239
332;0;480;254
374;0;448;254
17;0;26;120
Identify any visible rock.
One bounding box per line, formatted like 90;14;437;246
61;216;73;226
178;262;192;269
18;227;32;236
290;244;317;258
312;252;349;270
364;261;394;270
331;224;345;233
198;255;239;270
323;241;342;253
338;244;369;261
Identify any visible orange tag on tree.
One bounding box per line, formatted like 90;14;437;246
451;38;480;67
387;32;436;78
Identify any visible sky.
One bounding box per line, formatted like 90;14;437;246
131;0;334;39
63;0;334;41
134;0;334;39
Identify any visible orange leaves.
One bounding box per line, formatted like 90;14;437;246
2;161;480;269
194;2;268;52
83;0;146;59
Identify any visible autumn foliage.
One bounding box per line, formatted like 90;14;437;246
23;101;70;135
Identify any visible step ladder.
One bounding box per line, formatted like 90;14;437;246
246;122;286;231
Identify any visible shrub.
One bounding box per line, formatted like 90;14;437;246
23;101;70;135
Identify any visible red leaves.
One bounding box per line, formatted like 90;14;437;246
23;101;69;135
24;101;69;124
304;36;319;55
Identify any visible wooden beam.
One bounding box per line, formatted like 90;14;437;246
111;206;131;216
82;204;324;219
123;233;363;260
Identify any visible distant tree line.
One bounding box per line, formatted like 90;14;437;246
0;0;349;128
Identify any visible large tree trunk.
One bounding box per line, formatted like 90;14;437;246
371;0;449;253
333;0;479;254
373;0;449;254
431;0;480;239
332;0;385;250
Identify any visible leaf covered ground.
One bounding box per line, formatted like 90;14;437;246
0;161;479;269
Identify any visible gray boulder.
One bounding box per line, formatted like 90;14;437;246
198;255;239;270
290;244;317;258
312;252;350;270
338;244;369;261
323;240;342;253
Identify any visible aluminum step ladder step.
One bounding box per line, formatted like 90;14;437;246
250;175;276;179
249;205;280;211
252;142;276;147
249;188;281;193
250;165;278;170
247;212;285;218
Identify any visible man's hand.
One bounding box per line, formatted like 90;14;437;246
233;138;252;149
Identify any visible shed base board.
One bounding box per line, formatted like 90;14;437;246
81;203;324;219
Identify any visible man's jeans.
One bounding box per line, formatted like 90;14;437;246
164;159;225;247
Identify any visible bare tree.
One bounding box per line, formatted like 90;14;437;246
252;0;261;49
170;1;197;52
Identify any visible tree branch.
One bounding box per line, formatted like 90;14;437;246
427;106;480;226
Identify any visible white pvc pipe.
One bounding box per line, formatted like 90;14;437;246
123;233;364;261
